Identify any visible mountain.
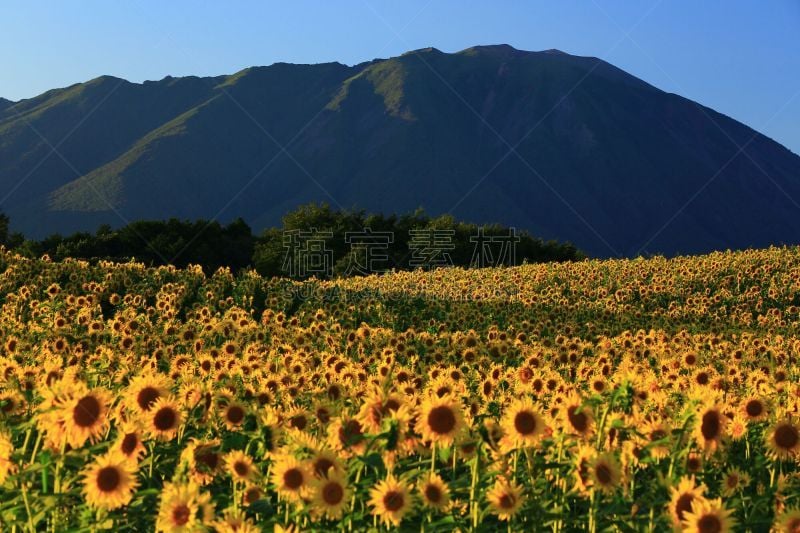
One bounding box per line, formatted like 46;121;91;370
1;44;799;257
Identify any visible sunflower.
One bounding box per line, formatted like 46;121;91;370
418;472;450;511
774;507;800;533
499;398;546;452
242;484;264;506
147;398;183;441
214;507;260;533
82;452;138;510
271;454;312;501
766;417;800;460
640;418;671;461
259;408;283;457
0;433;17;484
115;423;147;463
668;476;707;528
681;497;736;532
181;439;223;485
155;481;215;532
356;388;403;434
720;467;750;497
368;474;413;528
589;453;622;494
225;450;256;483
125;373;172;415
220;401;247;431
0;389;25;417
311;471;350;520
416;394;465;447
562;394;594;438
693;403;727;454
64;388;112;448
727;414;748;441
310;448;345;479
487;477;525;521
739;395;769;422
327;416;367;457
686;452;704;474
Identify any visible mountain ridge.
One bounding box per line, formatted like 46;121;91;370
1;44;799;256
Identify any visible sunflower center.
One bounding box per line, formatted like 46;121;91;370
195;448;219;471
567;407;588;432
314;458;334;477
322;482;344;505
73;395;101;427
245;487;262;504
427;406;456;435
339;420;363;445
137;387;161;411
745;400;763;417
499;493;516;509
775;423;799;450
675;493;694;521
172;504;191;526
290;414;307;430
383;490;404;512
513;411;538;436
424;484;442;503
96;466;121;492
154;407;177;431
120;433;139;455
226;406;244;424
697;514;722;533
283;468;304;489
595;463;612;485
234;461;249;477
700;411;721;440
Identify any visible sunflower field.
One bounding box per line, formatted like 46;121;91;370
0;246;799;531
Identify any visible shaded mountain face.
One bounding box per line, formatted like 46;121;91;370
1;44;799;257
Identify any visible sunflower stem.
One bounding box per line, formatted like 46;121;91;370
21;481;34;533
27;431;42;466
470;452;479;530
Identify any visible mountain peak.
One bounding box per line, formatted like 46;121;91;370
457;43;526;57
401;46;444;56
87;74;126;85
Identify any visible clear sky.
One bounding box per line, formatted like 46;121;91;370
1;1;799;153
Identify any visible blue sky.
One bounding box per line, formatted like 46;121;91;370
1;1;798;153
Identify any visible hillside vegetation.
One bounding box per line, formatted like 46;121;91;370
3;45;800;256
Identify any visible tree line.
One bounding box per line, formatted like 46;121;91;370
0;204;584;279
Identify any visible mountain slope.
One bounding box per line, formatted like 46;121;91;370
2;44;799;256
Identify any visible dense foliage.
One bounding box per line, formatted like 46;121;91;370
0;246;798;530
9;205;582;279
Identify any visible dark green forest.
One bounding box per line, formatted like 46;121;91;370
0;204;583;279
